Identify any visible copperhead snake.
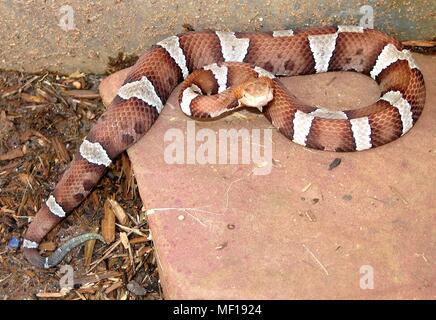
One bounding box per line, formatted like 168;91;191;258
23;26;426;268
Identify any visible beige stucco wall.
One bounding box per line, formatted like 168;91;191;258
0;0;434;74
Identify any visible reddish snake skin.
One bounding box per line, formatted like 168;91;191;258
23;26;425;268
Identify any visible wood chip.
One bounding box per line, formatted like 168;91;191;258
20;92;47;104
84;229;99;267
0;147;25;161
36;291;67;298
0;161;19;177
116;224;145;237
105;281;123;294
1;83;21;97
119;232;130;250
51;137;70;163
73;271;122;286
129;236;149;245
36;87;57;103
64;90;100;99
108;198;128;225
137;246;152;257
76;288;97;295
17;191;29;215
19;129;50;144
39;241;57;252
17;173;34;187
102;199;116;243
402;40;436;47
120;232;135;269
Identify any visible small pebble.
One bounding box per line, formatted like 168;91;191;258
328;158;342;170
86;110;95;120
215;242;228;250
72;81;82;89
177;215;185;221
8;237;20;249
126;280;147;296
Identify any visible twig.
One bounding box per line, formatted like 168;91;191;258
146;206;221;216
0;274;12;284
389;185;409;205
224;176;248;212
187;212;208;227
302;244;329;276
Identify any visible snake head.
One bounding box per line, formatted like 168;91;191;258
238;77;273;111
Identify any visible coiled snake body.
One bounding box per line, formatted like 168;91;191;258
23;26;426;268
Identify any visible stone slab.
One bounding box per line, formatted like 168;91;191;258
101;54;435;299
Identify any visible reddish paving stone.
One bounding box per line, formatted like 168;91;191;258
101;54;435;299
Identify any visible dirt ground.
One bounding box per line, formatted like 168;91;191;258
1;1;434;74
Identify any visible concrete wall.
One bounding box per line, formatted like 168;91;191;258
0;0;434;74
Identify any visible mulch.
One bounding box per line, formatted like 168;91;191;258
0;70;160;300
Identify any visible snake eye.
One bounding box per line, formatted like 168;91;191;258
190;84;202;94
